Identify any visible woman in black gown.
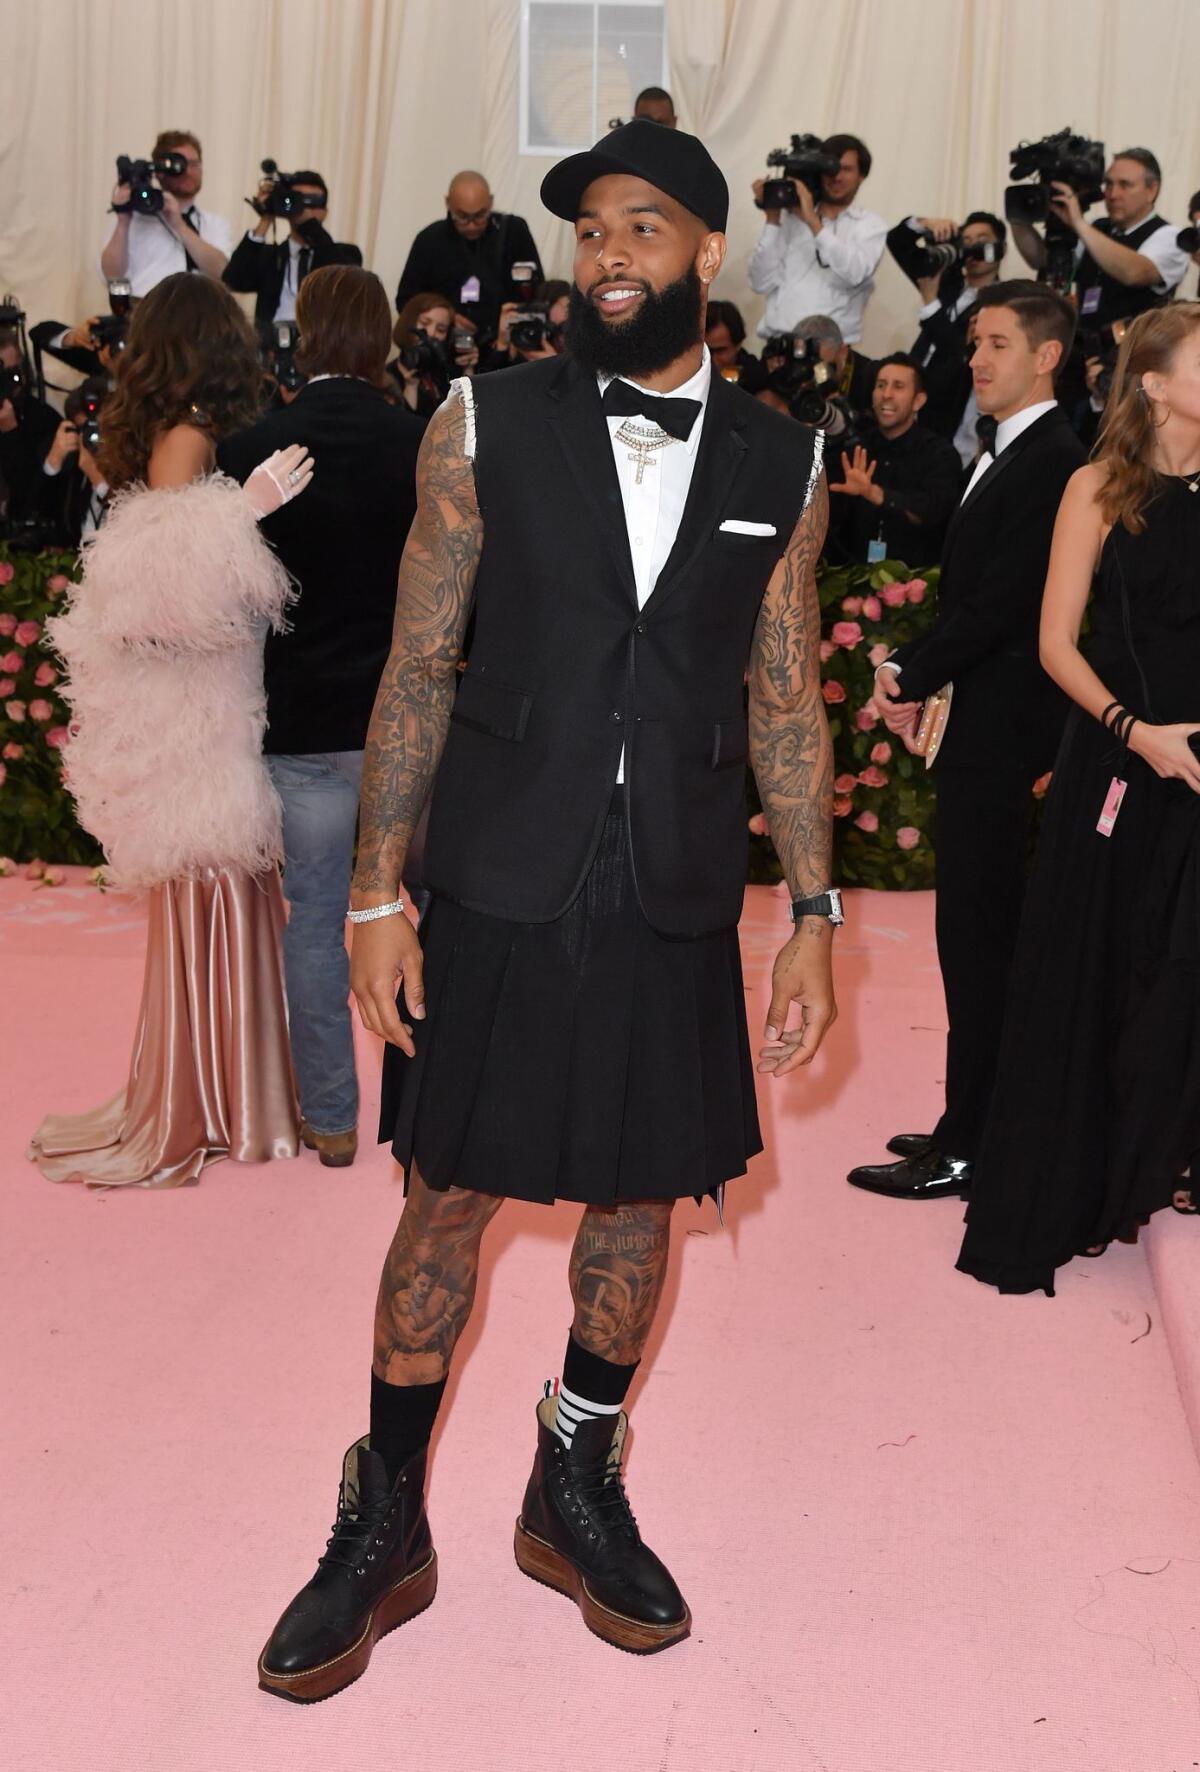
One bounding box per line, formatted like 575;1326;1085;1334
958;304;1200;1296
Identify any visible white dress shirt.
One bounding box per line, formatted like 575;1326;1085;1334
599;345;712;781
1073;218;1189;299
102;206;233;298
961;398;1057;502
748;202;887;344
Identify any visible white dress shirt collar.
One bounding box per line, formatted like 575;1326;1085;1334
597;343;712;457
994;398;1058;457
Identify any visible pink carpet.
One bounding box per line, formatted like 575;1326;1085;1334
4;873;1199;1772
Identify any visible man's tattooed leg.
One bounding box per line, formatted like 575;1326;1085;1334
568;1200;676;1366
373;1169;504;1385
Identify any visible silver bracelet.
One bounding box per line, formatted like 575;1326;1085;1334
346;897;407;925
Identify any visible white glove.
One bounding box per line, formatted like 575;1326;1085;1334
244;443;314;519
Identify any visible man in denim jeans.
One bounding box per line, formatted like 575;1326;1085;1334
220;264;424;1164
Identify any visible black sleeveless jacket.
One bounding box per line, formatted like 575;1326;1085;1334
1074;213;1172;331
422;354;819;937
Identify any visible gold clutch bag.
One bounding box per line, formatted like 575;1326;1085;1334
913;683;953;768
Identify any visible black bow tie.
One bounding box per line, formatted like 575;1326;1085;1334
976;414;999;457
601;378;701;441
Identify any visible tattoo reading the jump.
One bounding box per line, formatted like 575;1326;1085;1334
353;393;483;898
747;476;834;900
569;1202;675;1366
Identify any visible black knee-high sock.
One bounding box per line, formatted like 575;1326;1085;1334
553;1334;639;1450
370;1372;448;1483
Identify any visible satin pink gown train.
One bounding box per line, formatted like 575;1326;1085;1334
29;867;300;1187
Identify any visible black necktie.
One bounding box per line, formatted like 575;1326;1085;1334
297;246;313;286
976;414;999;458
601;378;701;442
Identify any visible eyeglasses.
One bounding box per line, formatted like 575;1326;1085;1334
450;206;491;226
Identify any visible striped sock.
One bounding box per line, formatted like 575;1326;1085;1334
552;1381;623;1451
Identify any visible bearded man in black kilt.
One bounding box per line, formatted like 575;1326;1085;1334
258;121;837;1700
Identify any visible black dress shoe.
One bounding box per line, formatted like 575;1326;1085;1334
258;1438;436;1702
886;1132;932;1159
847;1148;973;1200
515;1396;690;1654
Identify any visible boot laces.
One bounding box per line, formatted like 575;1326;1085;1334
573;1457;640;1541
317;1493;391;1572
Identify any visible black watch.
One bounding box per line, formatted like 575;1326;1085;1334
790;889;844;927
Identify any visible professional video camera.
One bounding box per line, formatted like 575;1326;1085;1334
508;303;549;352
113;151;189;216
756;133;840;210
253;160;326;221
1004;128;1105;291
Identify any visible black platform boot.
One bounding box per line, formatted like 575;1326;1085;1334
258;1437;437;1702
514;1395;690;1654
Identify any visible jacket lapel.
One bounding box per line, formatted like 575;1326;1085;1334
545;358;637;607
640;374;749;620
942;406;1064;566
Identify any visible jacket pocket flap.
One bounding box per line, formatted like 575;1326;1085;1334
450;672;533;742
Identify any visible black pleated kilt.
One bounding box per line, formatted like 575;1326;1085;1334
379;792;762;1205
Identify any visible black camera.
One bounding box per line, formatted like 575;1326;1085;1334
400;331;452;378
1078;317;1132;404
114;152;188;216
757;133;840;209
78;380;107;454
509;304;549;351
0;293;24;328
257;159;325;221
907;228;1004;280
1004;129;1105;223
1177;224;1200;254
91;315;128;356
0;361;28;408
268;320;306;394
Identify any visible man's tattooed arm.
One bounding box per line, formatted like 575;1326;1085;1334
747;476;834;900
351;391;482;900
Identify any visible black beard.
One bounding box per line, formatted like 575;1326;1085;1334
565;267;704;379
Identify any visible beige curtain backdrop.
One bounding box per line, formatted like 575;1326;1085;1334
4;0;1200;369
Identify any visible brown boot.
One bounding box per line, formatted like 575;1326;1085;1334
300;1121;358;1168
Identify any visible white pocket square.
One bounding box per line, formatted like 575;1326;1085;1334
719;519;777;536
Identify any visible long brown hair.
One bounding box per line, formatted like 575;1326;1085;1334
392;290;456;351
295;265;392;383
98;273;262;489
1095;303;1200;534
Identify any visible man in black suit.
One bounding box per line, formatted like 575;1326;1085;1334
219;265;423;1171
847;280;1083;1200
223;169;362;329
394;170;543;342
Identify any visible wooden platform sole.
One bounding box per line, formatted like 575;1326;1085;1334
514;1518;690;1655
257;1549;437;1703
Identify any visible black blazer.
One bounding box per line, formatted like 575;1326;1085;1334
217;377;424;754
889;405;1085;773
29;319;104;381
223;225;363;326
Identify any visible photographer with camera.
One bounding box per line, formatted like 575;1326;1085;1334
39;377;110;547
749;133;886;344
224;165;362;327
1013;146;1187;322
490;279;571;367
388;292;479;418
826;354;961;567
762;312;876;416
0;323;59;531
395;171;543;345
1179;190;1200;291
887;211;1006;441
100;130;232;296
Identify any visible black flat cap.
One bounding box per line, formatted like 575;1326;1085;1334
540;118;728;233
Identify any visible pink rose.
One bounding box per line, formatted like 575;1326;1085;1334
854;811;879;833
0;561;13;585
833;795;853;818
0;612;15;636
28;699;53;723
819;639;836;663
822;680;847;704
0;650;23;673
14;620;40;646
0;680;13;697
870;741;892;765
833;772;857;794
841;596;863;616
858;765;888;789
880;583;908;608
868;643;891;668
854;704;879;732
46;726;69;750
5;700;26;723
34;662;57;687
748;811;770;837
1032;772;1052;799
46;573;70;596
33;865;64;889
831;620;864;648
861;595;882;622
24;858;44;879
906;578;927;604
896;826;921;851
2;742;23;759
